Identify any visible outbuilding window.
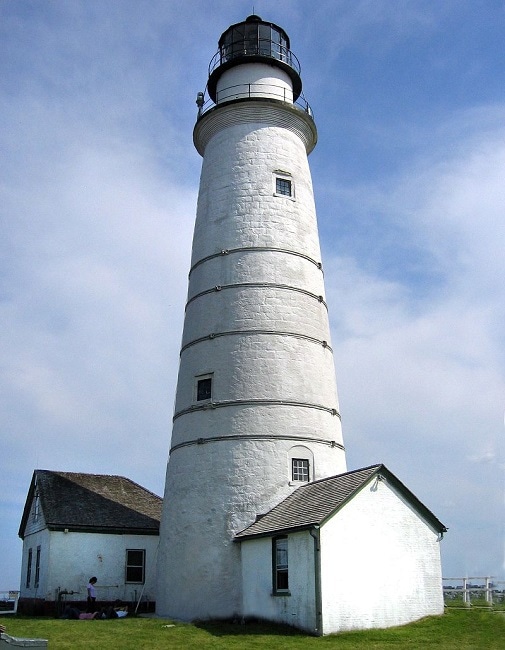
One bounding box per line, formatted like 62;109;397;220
272;536;289;594
126;549;145;584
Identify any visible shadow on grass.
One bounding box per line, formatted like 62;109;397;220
194;617;309;637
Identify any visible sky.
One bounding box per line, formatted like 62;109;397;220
1;0;504;591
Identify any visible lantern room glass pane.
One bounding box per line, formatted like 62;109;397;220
258;24;271;55
221;30;232;62
244;23;258;53
231;25;245;57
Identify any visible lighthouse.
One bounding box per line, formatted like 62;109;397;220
157;14;347;621
156;15;447;633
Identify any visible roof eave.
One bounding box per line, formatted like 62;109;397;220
46;524;160;536
235;522;319;541
234;463;447;541
377;466;448;533
18;470;38;539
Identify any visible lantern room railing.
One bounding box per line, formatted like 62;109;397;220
208;40;301;78
196;82;314;121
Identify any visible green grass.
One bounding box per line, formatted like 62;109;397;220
1;609;504;649
445;596;505;610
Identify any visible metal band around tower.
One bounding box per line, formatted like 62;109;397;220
180;329;333;354
186;282;328;310
170;433;345;455
189;246;323;277
173;399;340;421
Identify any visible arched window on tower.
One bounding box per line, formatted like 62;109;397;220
288;445;314;484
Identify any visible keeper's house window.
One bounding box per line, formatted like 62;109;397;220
272;536;289;594
34;545;41;588
33;491;40;521
126;549;145;584
26;548;33;588
292;458;309;482
196;374;212;401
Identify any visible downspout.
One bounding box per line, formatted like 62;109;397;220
135;539;160;614
309;526;322;636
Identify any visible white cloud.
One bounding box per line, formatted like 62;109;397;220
323;107;505;577
2;0;504;590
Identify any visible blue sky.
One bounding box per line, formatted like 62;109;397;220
1;0;504;590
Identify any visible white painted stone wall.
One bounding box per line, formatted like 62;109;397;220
239;481;444;635
158;57;346;621
20;530;159;604
320;478;444;633
216;63;293;103
241;531;317;633
23;496;46;537
19;528;49;600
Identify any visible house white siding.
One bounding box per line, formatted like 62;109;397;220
23;491;45;536
241;531;317;633
20;529;49;599
320;477;444;633
20;531;158;604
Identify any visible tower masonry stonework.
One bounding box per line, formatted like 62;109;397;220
157;14;347;621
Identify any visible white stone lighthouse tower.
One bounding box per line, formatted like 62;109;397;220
157;15;346;621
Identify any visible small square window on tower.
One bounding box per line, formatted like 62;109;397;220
273;170;295;200
276;177;292;196
196;374;212;401
292;458;309;482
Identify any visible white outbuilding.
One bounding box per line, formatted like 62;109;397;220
236;464;447;635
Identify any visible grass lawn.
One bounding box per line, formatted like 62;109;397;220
1;608;503;649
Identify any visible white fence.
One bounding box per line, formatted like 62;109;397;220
443;577;505;606
0;591;19;614
3;581;503;614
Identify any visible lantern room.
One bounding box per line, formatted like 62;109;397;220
207;14;303;103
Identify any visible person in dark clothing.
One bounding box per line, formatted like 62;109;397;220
86;576;98;612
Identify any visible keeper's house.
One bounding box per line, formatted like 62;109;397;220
18;470;161;615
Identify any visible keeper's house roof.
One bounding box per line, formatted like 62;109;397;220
19;470;162;538
235;464;447;540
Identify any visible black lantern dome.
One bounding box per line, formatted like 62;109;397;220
207;15;303;102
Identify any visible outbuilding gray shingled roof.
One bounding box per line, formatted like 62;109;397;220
19;470;162;538
235;464;446;539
